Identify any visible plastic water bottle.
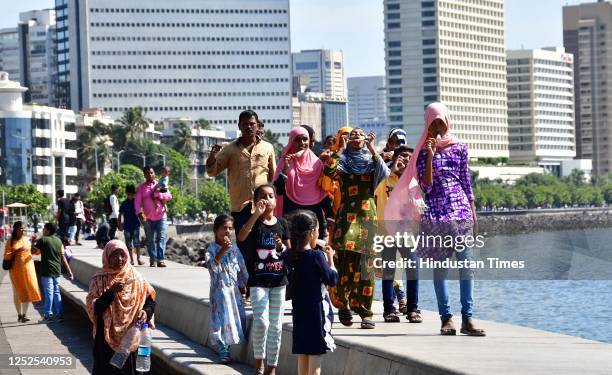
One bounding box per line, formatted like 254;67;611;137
109;324;141;369
136;322;152;372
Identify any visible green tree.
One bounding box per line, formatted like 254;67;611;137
172;122;194;156
264;129;283;160
77;120;114;178
196;118;211;130
563;169;587;186
117;107;151;143
0;184;52;218
198;180;230;214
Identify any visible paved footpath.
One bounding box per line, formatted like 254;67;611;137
0;268;92;375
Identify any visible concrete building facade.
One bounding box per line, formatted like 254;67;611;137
506;47;576;175
0;72;77;196
383;0;508;158
292;49;346;99
563;1;612;175
55;0;292;137
348;75;386;140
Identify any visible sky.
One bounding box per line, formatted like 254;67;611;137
0;0;593;78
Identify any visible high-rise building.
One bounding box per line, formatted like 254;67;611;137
383;0;508;158
18;9;57;105
55;0;292;137
0;72;78;196
348;76;386;140
292;49;346;98
563;1;612;175
0;10;58;107
292;97;323;141
298;92;347;138
506;48;576;175
0;28;20;82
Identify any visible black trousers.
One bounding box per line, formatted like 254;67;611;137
108;218;118;240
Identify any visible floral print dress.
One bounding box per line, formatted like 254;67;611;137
205;242;249;347
324;153;387;318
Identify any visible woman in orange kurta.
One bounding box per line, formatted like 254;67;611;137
3;221;42;323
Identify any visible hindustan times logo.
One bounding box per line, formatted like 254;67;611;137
372;232;486;253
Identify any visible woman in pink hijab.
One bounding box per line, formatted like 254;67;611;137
386;102;485;337
273;126;329;239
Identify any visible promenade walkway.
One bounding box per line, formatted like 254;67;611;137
62;241;612;375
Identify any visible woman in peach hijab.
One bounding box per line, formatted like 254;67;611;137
86;240;156;374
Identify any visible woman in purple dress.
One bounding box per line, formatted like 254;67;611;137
385;102;485;337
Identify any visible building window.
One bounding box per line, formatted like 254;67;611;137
423;58;436;64
295;62;318;70
422;20;435;27
388;41;401;48
423;67;436;74
389;60;402;66
422;10;435;17
421;1;435;8
387;13;400;20
424;86;437;92
389;69;402;76
387;3;400;10
388;50;401;57
423;76;437;83
423;48;436;55
388;22;400;29
389;78;402;85
422;39;435;45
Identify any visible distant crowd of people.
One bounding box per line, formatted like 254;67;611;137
3;103;485;375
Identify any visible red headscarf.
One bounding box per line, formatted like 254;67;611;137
385;102;459;222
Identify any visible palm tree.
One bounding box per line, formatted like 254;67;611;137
173;122;194;157
196;118;211;130
117;107;150;142
264;129;283;160
78;120;114;178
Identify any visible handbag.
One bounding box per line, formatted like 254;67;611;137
2;257;13;270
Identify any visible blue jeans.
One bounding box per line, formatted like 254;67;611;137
382;247;419;313
433;247;474;321
123;227;141;250
144;219;167;261
41;276;62;318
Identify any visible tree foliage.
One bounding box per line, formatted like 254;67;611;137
0;184;52;218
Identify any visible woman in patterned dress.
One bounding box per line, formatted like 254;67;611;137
386;102;486;337
321;128;389;329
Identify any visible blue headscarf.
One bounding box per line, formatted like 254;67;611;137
338;146;390;191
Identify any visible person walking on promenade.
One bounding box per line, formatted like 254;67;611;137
86;240;156;375
206;110;276;257
385;102;485;336
205;214;248;365
273;126;329;240
320;128;389;329
119;185;144;266
73;193;85;245
135;166;173;268
55;189;70;242
237;184;289;375
374;145;421;323
286;210;337;375
32;222;74;323
108;185;120;240
3;221;41;323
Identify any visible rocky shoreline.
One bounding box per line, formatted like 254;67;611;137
164;209;612;266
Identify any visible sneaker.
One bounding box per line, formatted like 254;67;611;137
39;316;54;324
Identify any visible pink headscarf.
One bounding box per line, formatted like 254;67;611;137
385;103;459;222
273;127;327;215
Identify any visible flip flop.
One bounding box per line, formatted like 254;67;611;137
361;318;376;329
338;309;353;327
407;309;423;323
440;318;456;335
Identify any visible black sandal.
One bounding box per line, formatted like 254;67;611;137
361;317;376;329
338;309;353;327
406;309;423;323
383;309;401;323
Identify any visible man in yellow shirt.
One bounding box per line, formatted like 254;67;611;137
374;145;422;323
205;110;277;257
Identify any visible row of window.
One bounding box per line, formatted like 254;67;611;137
440;1;503;17
440;48;505;63
439;20;503;37
92;64;290;70
91;50;289;56
91;22;288;28
440;30;503;46
90;8;288;14
93;91;290;98
91;36;288;42
92;78;289;84
438;11;503;28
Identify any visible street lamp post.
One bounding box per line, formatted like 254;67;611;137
115;150;126;172
134;153;146;167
